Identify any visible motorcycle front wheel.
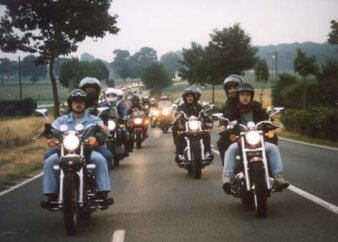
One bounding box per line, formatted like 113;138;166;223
135;130;142;149
63;173;79;235
191;140;202;179
252;162;268;218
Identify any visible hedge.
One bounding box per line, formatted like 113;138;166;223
281;107;338;141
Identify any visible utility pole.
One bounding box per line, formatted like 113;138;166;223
18;56;22;102
274;51;279;81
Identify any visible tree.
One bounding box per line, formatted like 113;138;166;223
254;58;270;103
81;53;95;62
179;42;208;84
129;47;158;77
0;58;17;83
160;52;183;79
206;23;258;84
328;20;338;46
142;63;171;93
294;48;319;78
0;0;119;117
111;49;132;79
21;55;47;83
59;58;110;89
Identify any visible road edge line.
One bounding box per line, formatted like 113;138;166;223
112;229;125;242
0;172;43;197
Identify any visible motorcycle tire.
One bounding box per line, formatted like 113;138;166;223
114;157;120;167
63;173;79;235
136;130;142;149
251;162;268;218
191;140;202;179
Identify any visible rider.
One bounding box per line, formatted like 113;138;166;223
149;98;158;108
128;95;148;138
41;89;113;207
217;75;243;164
79;77;114;168
99;87;131;156
173;86;214;163
222;83;289;194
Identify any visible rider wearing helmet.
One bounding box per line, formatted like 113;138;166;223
79;77;101;110
128;95;148;138
78;77;114;169
149;98;158;108
99;87;130;155
41;89;113;208
173;86;213;163
222;83;289;194
217;75;244;164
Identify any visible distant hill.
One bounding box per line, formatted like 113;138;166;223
256;42;338;71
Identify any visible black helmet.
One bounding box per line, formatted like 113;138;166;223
236;83;255;99
182;86;199;103
223;75;243;99
190;85;202;101
67;89;88;110
79;77;101;93
131;95;140;105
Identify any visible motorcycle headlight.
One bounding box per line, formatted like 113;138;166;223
63;134;80;151
108;120;116;131
134;118;143;125
188;120;200;131
154;110;159;116
162;108;170;115
245;131;261;146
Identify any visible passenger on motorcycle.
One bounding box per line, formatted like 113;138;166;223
222;83;289;194
99;88;131;155
149;97;158;108
79;77;114;167
128;95;148;138
217;75;243;164
173;86;214;163
41;89;113;207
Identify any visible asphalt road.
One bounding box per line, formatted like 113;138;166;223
1;127;338;242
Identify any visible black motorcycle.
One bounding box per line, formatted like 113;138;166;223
213;107;284;217
36;109;111;235
129;108;147;149
174;110;213;179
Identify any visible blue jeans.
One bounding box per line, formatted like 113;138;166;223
223;142;283;177
43;151;111;195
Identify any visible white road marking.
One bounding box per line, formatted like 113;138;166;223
279;137;338;151
112;229;125;242
0;172;43;197
211;147;338;215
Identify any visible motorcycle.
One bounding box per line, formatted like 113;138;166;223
149;107;159;128
36;108;111;235
129;108;147;149
212;107;284;218
159;107;172;133
174;110;213;179
97;107;128;168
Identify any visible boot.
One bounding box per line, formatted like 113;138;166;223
273;173;289;191
222;173;234;195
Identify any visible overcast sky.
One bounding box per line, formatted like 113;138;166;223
1;0;337;62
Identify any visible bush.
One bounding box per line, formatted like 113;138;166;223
21;98;37;116
282;107;338;141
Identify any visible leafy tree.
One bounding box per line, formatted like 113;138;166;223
21;55;47;83
328;20;338;45
318;59;338;107
0;58;17;83
59;58;110;89
81;53;95;62
111;49;132;79
160;52;182;79
294;48;319;78
0;0;119;117
130;47;158;77
206;23;258;84
254;58;270;103
142;63;171;93
179;42;208;84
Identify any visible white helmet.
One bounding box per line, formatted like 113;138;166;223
115;89;124;99
79;77;101;93
105;87;118;103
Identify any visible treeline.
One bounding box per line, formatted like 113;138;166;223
272;50;338;141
